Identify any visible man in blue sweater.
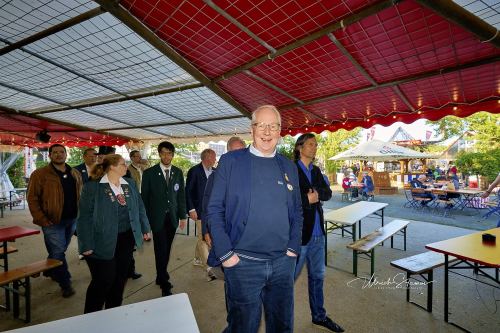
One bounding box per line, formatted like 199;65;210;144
207;105;303;333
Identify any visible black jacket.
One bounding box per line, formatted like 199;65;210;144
296;162;332;245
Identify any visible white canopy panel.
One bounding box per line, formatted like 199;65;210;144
329;139;434;162
0;0;249;141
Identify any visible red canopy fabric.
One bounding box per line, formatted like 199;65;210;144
121;0;499;136
0;111;128;148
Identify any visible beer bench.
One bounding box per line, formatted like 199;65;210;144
0;259;62;322
391;252;457;312
347;219;410;277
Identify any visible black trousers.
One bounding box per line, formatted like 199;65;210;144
84;230;135;313
153;215;176;291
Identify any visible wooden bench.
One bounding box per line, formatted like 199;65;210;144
374;186;398;195
0;245;18;257
391;252;457;312
347;219;410;277
0;259;62;322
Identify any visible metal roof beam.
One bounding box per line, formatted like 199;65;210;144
214;0;395;82
279;54;500;110
327;33;378;87
0;7;104;56
100;114;246;131
94;0;251;119
0;105;134;141
203;0;276;54
242;70;327;124
33;82;203;114
416;0;500;48
1;37;213;135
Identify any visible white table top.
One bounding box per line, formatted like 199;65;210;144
6;293;200;333
324;201;388;225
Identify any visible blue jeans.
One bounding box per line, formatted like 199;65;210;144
42;218;76;289
294;235;327;322
223;254;296;333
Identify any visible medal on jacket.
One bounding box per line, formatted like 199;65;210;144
116;194;126;206
284;173;289;182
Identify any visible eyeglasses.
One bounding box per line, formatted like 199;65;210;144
252;122;281;132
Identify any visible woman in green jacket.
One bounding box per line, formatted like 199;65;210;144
77;154;151;313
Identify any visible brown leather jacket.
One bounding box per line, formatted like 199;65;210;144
27;164;83;227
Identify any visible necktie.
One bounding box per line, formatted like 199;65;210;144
165;169;170;185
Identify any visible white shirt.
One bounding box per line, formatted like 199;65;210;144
160;163;172;181
249;144;276;158
204;166;213;179
99;174;128;196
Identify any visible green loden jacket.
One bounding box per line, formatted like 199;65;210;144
77;177;150;260
141;164;187;232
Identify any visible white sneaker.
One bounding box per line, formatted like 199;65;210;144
193;258;203;266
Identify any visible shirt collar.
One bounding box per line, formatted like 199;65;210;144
160;163;171;172
249;144;276;158
99;174;128;185
297;160;313;173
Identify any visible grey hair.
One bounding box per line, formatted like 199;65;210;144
200;148;215;161
226;136;245;150
251;105;281;126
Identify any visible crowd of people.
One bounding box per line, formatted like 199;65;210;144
28;104;435;332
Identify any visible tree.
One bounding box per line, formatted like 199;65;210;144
455;149;500;183
66;147;87;167
277;135;296;160
6;155;25;188
426;112;500;151
316;128;362;174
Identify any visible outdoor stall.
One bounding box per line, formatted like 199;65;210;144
330;140;434;189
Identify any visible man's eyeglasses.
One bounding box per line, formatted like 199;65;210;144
252;122;281;132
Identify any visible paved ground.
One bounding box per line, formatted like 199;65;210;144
0;198;499;333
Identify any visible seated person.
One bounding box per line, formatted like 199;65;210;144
410;175;434;203
349;175;359;199
360;171;374;200
341;172;350;192
444;172;461;201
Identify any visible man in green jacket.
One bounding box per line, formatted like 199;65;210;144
142;141;187;296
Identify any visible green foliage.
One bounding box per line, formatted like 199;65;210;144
172;155;195;176
317;128;362;174
422;144;446;154
455;149;500;181
66;147;86;167
6;155;25;188
277;135;296;161
426;117;465;140
426;112;500;151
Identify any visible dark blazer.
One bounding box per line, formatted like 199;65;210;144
206;148;303;266
77;178;150;260
141;164;187;233
201;171;215;235
186;163;211;216
296;162;332;245
74;163;91;183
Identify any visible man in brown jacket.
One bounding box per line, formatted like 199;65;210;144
27;144;83;297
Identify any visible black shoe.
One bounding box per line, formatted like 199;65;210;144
62;286;76;298
161;287;172;297
129;272;142;280
312;317;344;332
